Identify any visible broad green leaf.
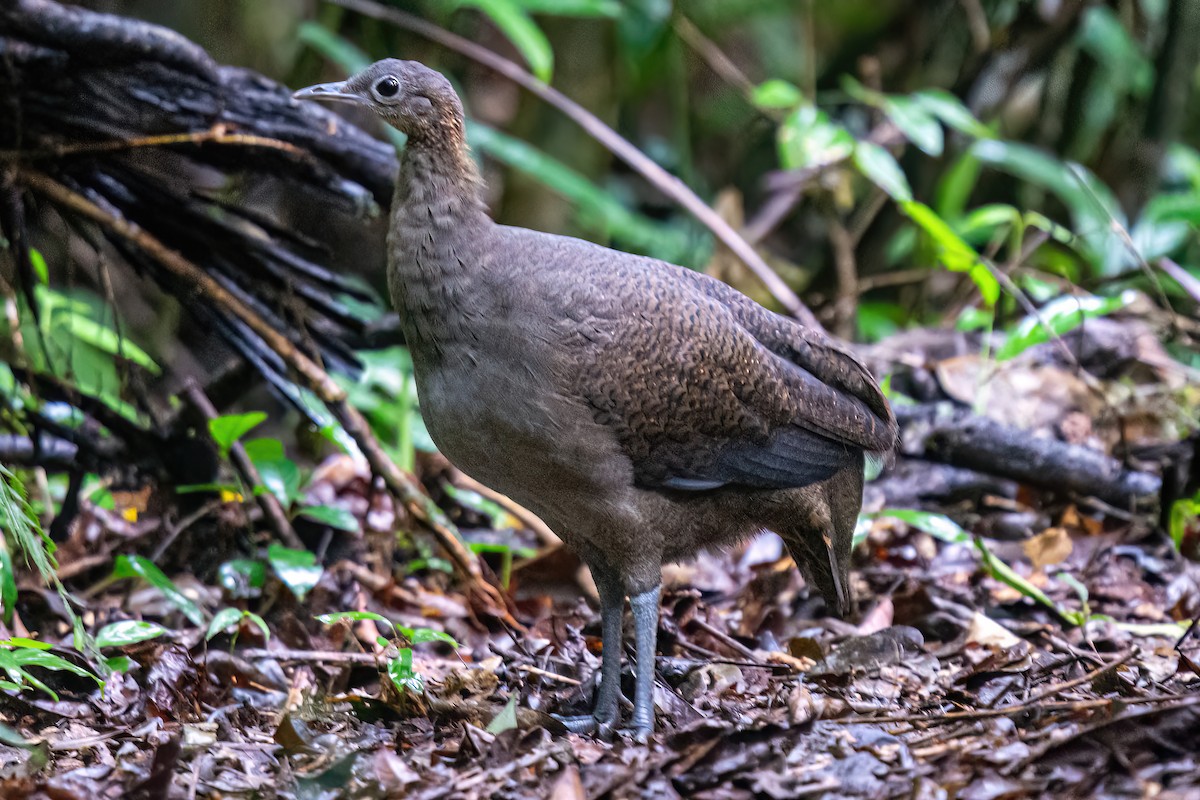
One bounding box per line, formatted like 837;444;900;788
297;504;359;532
900;201;999;305
853;141;913;202
208;412;267;454
268;545;322;602
297;22;370;72
880;509;969;544
467;122;693;264
752;79;804;110
242;437;285;463
315;611;393;628
883;96;943;156
28;249;49;284
997;291;1135;360
970;140;1122;270
104;656;134;673
111;555;206;626
59;314;159;375
217;559;267;599
458;0;553;82
243;612;270;642
514;0;620;16
0;545;15;627
254;457;302;509
398;626;460;648
911;90;993;138
778;105;854;171
95;620;166;648
206;607;246;641
387;647;424;694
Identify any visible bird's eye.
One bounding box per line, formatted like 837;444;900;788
375;77;400;98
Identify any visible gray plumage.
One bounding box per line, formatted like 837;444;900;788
294;60;897;738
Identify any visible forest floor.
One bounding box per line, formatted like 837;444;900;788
1;316;1199;800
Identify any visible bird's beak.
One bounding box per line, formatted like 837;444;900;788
292;81;363;104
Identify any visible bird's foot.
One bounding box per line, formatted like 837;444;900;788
554;712;620;741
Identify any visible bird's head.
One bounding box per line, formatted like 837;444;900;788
293;59;464;142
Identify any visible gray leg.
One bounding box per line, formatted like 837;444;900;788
629;584;661;739
591;567;625;733
558;563;626;735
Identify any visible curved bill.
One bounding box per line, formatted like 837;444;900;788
292;81;362;103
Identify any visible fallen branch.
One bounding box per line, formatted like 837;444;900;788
895;403;1162;509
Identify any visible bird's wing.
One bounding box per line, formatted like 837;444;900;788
568;261;896;492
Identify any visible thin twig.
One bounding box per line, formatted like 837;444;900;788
868;648;1137;725
325;0;820;330
183;380;304;551
1158;257;1200;306
237;647;379;665
0;127;306;162
828;216;858;339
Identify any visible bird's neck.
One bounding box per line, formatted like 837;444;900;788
388;134;491;350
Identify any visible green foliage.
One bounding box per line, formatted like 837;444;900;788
111;555;207;626
996;291;1135;360
208;412;267;455
95;620;166;648
876;509;1086;625
206;607;270;644
267;544;322;602
0;638;101;700
1170;493;1200;556
450;0;554;82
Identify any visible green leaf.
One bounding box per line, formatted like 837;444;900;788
206;607;246;641
0;545;16;627
58;313;159;375
970;140;1122;270
315;610;394;628
387;647;424;694
880;509;969;544
28;249;49;285
778;105;854;171
297;504;359;532
458;0;554;82
243;612;270;642
297;22;370;72
996;291;1135;360
242;437;285;463
208;412;267;454
254;457;302;509
398;626;460;648
883;96;944;156
467;122;693;263
900;201;999;305
510;0;620;16
104;656;134;673
111;555;206;626
267;545;322;602
853;141;913;202
911;90;992;138
752;79;804;110
217;559;267;600
95;620;166;648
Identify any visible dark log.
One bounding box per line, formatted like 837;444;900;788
895;403;1162;510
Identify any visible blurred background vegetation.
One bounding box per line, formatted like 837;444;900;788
83;0;1200;353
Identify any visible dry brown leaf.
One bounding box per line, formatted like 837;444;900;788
1022;527;1073;569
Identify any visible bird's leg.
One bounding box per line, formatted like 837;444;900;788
558;565;626;736
629;583;661;740
591;568;626;735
